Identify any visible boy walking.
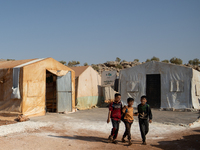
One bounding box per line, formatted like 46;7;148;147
107;93;122;144
121;98;138;145
137;96;152;145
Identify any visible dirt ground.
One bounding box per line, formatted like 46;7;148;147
0;125;199;150
0;108;199;150
0;120;16;126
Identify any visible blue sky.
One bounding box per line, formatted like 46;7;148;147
0;0;199;65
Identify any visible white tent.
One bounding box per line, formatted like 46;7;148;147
119;61;200;109
70;66;103;110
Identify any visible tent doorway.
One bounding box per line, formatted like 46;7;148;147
46;70;72;113
46;70;57;112
146;74;161;108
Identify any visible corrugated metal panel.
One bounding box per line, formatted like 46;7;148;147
57;71;72;112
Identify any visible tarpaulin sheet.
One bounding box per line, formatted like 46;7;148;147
21;58;75;117
11;58;45;100
47;69;68;76
102;86;115;103
0;58;76;117
119;61;200;109
75;66;102;110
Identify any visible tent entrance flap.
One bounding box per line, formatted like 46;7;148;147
146;74;161;108
46;71;57;112
57;71;72;112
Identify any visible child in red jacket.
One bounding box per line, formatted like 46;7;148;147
107;93;122;144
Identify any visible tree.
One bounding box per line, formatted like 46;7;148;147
162;59;169;63
91;64;99;71
192;58;200;66
151;56;160;62
67;61;80;67
170;57;182;65
146;59;151;62
188;60;193;65
7;59;15;61
84;62;88;66
188;58;200;66
115;57;121;62
134;59;139;62
59;60;67;65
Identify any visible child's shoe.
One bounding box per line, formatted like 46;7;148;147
112;139;118;144
128;140;132;146
122;138;126;143
108;135;113;142
142;141;147;145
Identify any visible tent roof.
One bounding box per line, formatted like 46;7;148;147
0;59;37;69
121;61;193;72
70;66;89;77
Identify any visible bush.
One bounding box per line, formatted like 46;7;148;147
170;57;182;65
151;56;160;62
134;59;139;62
116;64;123;69
67;61;80;67
115;57;121;62
84;62;88;66
92;65;99;71
162;59;169;63
146;59;151;62
59;60;67;65
7;59;15;61
188;58;200;66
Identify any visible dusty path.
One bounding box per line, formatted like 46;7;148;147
0;126;199;150
0;108;199;150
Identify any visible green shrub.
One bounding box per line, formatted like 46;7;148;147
170;57;182;65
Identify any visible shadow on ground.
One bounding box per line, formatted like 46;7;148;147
48;135;109;143
151;132;200;150
48;135;142;146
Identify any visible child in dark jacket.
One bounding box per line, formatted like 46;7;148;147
137;95;152;145
107;93;122;144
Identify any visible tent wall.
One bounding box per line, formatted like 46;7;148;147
0;68;22;113
119;61;193;109
191;69;200;109
76;66;102;110
22;58;75;117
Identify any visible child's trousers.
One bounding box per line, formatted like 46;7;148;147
139;119;149;142
123;120;133;140
111;119;120;139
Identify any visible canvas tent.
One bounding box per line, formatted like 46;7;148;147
119;61;200;109
0;58;75;117
70;66;102;110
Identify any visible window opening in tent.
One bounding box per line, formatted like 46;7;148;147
46;70;57;112
146;74;161;108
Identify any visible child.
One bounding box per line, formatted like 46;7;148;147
121;98;138;145
137;95;152;145
107;93;122;144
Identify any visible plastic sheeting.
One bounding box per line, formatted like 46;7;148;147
74;66;102;110
119;61;200;109
102;86;115;103
11;58;45;100
47;69;68;76
11;68;21;99
0;58;76;117
76;96;103;110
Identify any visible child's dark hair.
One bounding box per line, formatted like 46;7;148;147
115;93;121;98
127;98;134;103
141;95;147;100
